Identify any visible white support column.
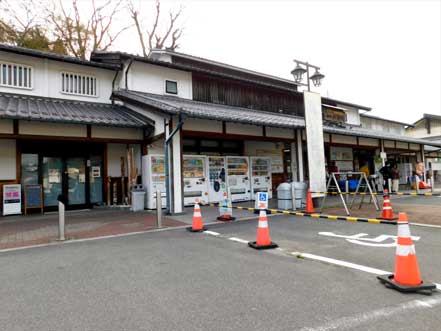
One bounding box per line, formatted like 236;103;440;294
421;145;426;182
380;139;386;167
170;120;183;214
290;140;298;182
296;129;304;182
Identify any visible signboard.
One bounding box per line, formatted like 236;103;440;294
24;184;43;215
3;184;22;216
323;107;347;124
256;192;268;210
304;92;327;195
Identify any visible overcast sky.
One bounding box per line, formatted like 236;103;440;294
122;0;440;124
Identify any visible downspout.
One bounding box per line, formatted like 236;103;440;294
124;58;134;90
110;66;121;105
165;113;185;215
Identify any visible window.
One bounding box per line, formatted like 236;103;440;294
165;80;178;95
61;72;97;97
0;62;32;89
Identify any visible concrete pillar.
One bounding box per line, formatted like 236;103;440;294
167;118;183;214
296;129;304;182
290;140;298;182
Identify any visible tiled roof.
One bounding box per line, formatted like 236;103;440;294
113;90;305;129
0;44;120;70
113;90;441;147
0;93;152;128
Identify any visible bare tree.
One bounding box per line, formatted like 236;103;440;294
128;0;183;57
46;0;131;60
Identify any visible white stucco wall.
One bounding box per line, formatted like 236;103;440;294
226;123;263;136
127;61;192;99
92;126;143;140
338;105;360;126
266;127;295;139
19;121;87;137
0;51;115;103
183;119;222;133
0;119;13;134
0;139;16;180
361;116;405;135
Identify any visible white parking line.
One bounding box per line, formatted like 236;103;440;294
297;296;441;331
292;251;441;291
228;237;249;244
204;230;220;236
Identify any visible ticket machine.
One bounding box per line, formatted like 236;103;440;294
207;156;226;203
142;155;166;209
250;157;272;199
226;156;251;202
183;155;208;205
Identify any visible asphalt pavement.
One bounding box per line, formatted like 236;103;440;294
0;214;440;331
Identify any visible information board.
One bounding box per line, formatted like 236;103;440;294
3;184;22;216
24;184;43;215
256;192;268;209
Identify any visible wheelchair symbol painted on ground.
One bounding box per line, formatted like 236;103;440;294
318;232;420;247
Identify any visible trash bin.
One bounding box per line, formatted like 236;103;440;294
131;185;145;212
292;182;307;209
277;182;293;210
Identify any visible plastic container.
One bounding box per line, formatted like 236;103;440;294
292;182;307;209
131;186;145;212
277;182;292;210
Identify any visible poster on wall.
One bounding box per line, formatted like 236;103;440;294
48;169;61;183
330;146;353;161
3;184;22;216
271;157;284;173
92;166;101;178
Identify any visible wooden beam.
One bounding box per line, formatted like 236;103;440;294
182;130;293;142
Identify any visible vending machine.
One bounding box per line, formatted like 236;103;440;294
226;156;251;202
183;155;209;206
250;157;272;199
142;155;166;209
207;156;226;203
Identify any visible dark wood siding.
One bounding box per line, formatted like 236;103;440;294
192;73;304;116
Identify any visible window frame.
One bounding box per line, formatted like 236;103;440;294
165;80;178;95
60;71;99;98
0;61;33;90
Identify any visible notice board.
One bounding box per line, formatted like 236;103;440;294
24;184;43;215
2;184;22;216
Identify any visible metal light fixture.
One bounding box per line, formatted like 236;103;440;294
291;59;324;91
310;69;325;87
291;63;307;83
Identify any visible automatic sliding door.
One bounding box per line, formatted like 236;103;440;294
67;157;86;205
42;157;63;207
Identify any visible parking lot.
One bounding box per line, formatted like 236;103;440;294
0;206;440;331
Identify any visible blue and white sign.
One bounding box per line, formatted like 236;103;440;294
256;192;268;209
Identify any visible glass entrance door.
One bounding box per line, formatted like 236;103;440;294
66;157;86;206
42;157;63;207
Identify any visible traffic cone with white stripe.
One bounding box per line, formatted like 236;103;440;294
187;199;207;232
377;212;435;293
380;189;397;220
248;207;278;250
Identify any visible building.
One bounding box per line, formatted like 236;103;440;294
1;44;440;215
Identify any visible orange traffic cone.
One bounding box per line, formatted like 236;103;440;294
217;191;236;222
248;208;278;250
380;189;397;220
304;188;315;213
187;199;207;232
377;212;435;293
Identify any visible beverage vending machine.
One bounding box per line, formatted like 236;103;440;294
142;155;166;209
183;155;208;205
226;156;251;202
250;157;272;199
207;156;226;203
